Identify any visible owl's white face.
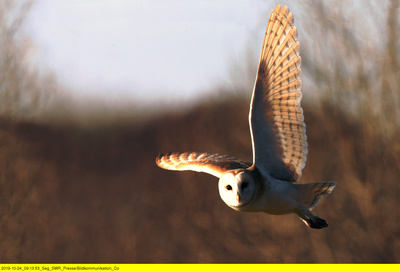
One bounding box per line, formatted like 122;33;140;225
218;170;256;209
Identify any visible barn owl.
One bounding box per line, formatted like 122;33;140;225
156;5;336;229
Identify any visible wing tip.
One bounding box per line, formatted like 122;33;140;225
155;151;198;169
273;5;293;19
155;152;166;168
155;152;178;169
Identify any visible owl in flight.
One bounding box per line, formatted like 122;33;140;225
156;5;336;229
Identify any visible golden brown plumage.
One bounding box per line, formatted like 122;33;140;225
249;5;307;182
156;152;251;178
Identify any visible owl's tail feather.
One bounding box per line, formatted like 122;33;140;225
295;181;336;210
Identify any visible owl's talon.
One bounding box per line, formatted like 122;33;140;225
307;217;328;229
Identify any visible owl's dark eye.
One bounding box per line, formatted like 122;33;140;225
226;185;232;191
241;182;248;190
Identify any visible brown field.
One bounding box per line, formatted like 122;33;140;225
0;97;399;263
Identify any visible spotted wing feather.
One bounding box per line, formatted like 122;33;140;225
249;5;308;182
156;152;252;178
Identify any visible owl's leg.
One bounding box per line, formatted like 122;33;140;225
294;205;328;229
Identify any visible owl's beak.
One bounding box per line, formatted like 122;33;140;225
236;193;241;203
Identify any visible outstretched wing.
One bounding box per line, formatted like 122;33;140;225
156;152;252;178
249;5;307;182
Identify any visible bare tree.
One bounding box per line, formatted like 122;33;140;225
0;0;55;116
301;0;400;133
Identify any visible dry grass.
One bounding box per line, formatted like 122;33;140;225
0;0;400;263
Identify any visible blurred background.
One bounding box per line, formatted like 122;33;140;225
1;0;399;263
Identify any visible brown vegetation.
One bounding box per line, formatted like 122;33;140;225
0;0;399;263
0;95;399;262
